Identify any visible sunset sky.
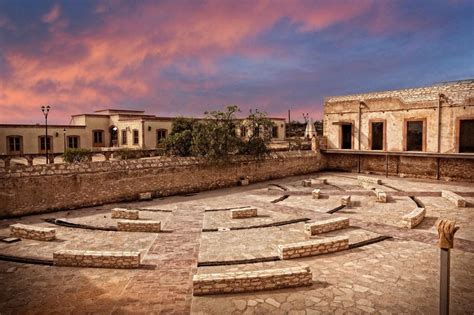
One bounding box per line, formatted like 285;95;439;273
0;0;473;124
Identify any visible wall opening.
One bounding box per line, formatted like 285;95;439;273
406;121;423;151
67;136;80;149
459;119;474;153
371;122;384;150
157;129;167;145
341;124;352;149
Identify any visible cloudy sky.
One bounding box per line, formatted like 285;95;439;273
0;0;473;124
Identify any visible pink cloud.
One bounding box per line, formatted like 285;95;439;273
42;4;61;24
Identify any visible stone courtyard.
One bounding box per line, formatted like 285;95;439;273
1;172;473;314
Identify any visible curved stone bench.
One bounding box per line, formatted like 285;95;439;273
112;208;140;220
53;250;140;268
402;207;426;228
305;217;349;235
231;206;258;219
193;266;312;295
278;235;349;259
441;190;467;207
117;220;161;232
10;223;56;241
357;176;381;185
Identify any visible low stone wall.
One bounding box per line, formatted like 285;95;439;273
341;195;351;206
117;220;161;232
278;236;349;259
302;179;312;187
10;223;56;241
0;151;326;218
111;208;139;220
311;178;327;185
312;189;321;199
304;217;349;235
357;176;381;185
230;207;258;219
139;192;152;200
441;190;467;207
53;250;140;268
402;207;426;228
374;189;387;203
193;266;312;295
325;153;474;181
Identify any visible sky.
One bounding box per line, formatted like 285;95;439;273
0;0;473;124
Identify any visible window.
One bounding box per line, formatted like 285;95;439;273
93;130;104;147
7;136;22;154
272;126;279;138
156;129;167;143
406;121;424;151
240;126;247;137
38;136;53;152
341;124;352;149
133;130;139;145
121;130;127;145
67;136;80;149
370;121;384;150
459;119;474;153
253;126;260;137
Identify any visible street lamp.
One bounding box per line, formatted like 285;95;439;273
41;105;51;164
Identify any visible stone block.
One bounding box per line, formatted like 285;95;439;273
193;266;312;295
111;208;140;220
441;190;467;207
341;195;351;206
311;178;327;185
117;220;161;232
305;217;349;235
139;192;152;200
374;189;387;203
278;236;349;259
302;180;312;187
231;207;258;219
10;223;56;241
357;176;381;185
240;178;250;186
312;189;321;199
402;207;426;228
53;250;140;268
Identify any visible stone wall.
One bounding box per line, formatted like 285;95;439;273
111;208;140;220
325;153;474;181
192;266;312;295
402;208;426;229
230;207;258;219
117;220;161;232
53;250;141;268
278;236;349;259
441;190;467;207
10;223;56;241
0;151;325;218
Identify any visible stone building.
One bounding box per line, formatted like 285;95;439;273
0;109;286;155
323;79;474;153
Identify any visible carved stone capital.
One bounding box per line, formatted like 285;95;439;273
435;219;459;249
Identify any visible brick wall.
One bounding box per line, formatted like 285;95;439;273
0;151;325;218
325;153;474;181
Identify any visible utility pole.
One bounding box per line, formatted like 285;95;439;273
41;105;51;164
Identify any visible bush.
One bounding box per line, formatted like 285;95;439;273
239;137;268;156
163;130;194;157
63;148;91;163
113;149;142;160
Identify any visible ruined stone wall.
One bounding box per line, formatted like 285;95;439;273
325;153;474;181
0;151;326;218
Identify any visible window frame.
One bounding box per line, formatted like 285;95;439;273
368;119;386;151
67;135;80;149
38;135;53;153
403;118;426;152
121;129;127;145
272;125;279;138
156;129;167;144
132;129;140;145
337;121;354;150
6;135;23;154
92;129;105;147
456;116;474;153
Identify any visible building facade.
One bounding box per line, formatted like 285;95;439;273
0;109;286;155
323;79;474;153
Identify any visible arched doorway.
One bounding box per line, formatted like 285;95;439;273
109;126;118;147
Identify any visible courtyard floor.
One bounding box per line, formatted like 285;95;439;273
0;172;473;314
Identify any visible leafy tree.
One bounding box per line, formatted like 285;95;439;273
163;117;196;156
239;109;273;156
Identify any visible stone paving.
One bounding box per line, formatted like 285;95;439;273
0;172;473;314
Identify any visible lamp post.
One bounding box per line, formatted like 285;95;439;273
41;105;51;164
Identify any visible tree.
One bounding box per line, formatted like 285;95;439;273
163;117;196;156
239;109;273;156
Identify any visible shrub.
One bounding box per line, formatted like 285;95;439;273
113;149;142;160
63;148;91;163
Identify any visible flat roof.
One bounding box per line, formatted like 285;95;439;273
0;124;86;128
94;109;145;113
